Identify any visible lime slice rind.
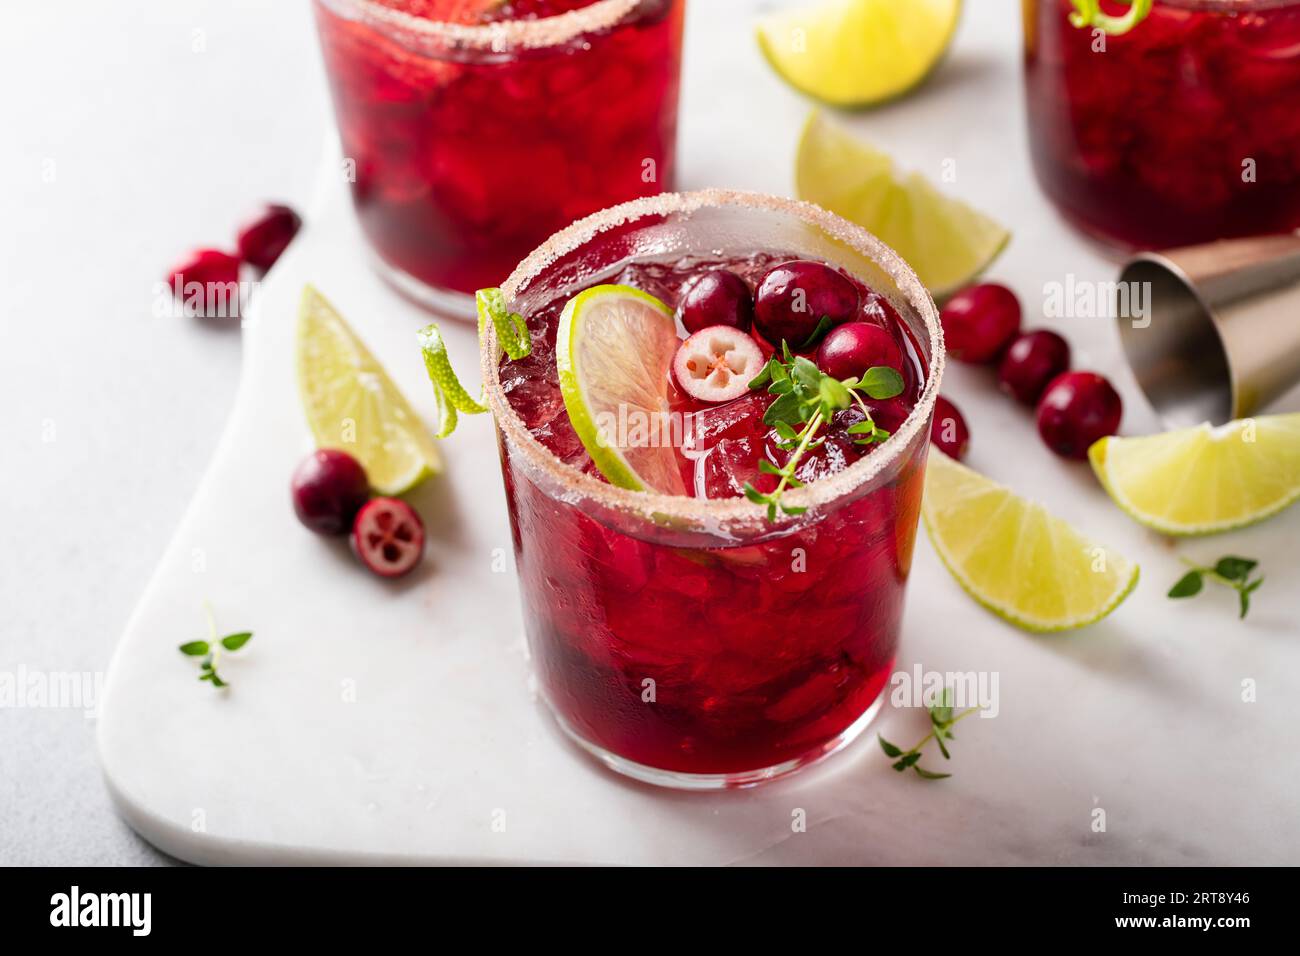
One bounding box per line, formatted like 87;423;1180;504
297;285;442;495
922;451;1139;633
1089;415;1300;536
557;284;685;496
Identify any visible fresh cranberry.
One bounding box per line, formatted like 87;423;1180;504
930;395;970;460
676;269;754;334
940;283;1022;364
998;329;1071;405
1036;371;1123;460
351;497;425;578
754;260;859;348
167;249;242;317
673;326;766;403
858;290;902;328
291;449;371;536
236;203;302;272
816;322;902;382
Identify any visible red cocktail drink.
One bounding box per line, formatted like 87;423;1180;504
1024;0;1300;251
483;192;943;788
314;0;684;313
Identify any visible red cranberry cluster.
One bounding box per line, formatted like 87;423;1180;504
674;259;973;461
166;203;302;316
291;449;425;579
939;283;1122;460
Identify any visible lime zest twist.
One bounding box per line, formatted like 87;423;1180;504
417;287;532;438
1068;0;1152;36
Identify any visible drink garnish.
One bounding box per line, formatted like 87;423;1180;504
757;0;962;108
1068;0;1152;36
179;604;253;689
555;285;686;495
299;286;443;494
922;450;1139;633
743;342;903;521
796;112;1010;297
878;689;981;781
1089;415;1300;536
417;287;532;438
1168;556;1265;620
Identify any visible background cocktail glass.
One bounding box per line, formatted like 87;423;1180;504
314;0;684;316
1023;0;1300;253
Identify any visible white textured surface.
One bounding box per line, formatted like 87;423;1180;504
8;0;1300;865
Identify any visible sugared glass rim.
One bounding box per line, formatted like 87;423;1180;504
316;0;645;51
482;189;945;527
1158;0;1299;9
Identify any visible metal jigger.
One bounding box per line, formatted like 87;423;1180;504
1115;232;1300;428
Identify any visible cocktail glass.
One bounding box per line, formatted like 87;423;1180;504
313;0;685;316
1023;0;1300;252
481;190;944;789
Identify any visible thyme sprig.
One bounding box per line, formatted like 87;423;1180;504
878;689;981;781
1168;555;1265;620
743;342;903;521
179;604;253;689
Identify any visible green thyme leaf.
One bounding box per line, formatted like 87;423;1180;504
220;632;253;651
818;376;852;411
747;358;779;390
1214;557;1257;582
799;315;835;349
913;767;953;780
792;356;822;390
179;641;210;656
856;366;905;400
892;753;922;772
1167;570;1203;598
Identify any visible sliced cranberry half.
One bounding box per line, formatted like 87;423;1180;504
673;326;766;403
351;498;425;578
236;203;302;272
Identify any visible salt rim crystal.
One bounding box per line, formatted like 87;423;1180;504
483;189;946;531
329;0;645;51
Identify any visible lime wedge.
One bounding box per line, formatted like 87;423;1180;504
556;284;685;495
757;0;962;107
796;111;1010;297
1089;415;1300;536
923;451;1139;633
297;285;441;495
